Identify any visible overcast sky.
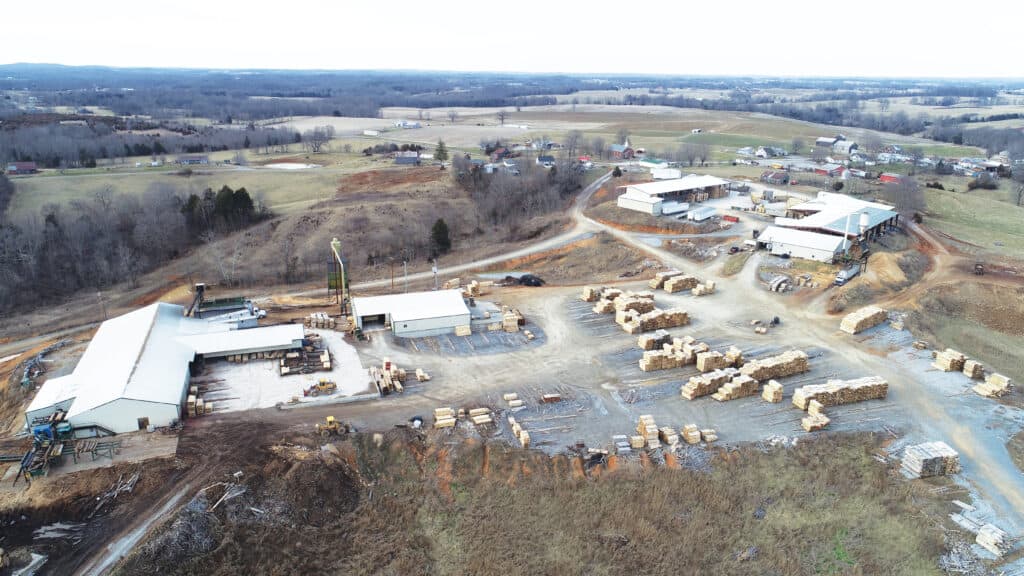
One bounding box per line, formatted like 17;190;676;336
2;0;1021;78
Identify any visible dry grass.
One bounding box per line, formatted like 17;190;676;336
721;250;754;277
585;201;715;234
478;232;654;285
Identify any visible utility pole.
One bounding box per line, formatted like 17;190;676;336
97;292;107;321
432;259;438;291
390;258;395;292
403;261;408;293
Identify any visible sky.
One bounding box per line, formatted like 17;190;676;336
2;0;1022;78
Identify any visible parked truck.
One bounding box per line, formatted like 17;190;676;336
834;263;862;286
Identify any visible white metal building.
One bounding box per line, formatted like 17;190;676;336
775;191;899;240
616;175;729;216
25;302;304;433
757;226;847;262
351;289;471;338
651;168;683;180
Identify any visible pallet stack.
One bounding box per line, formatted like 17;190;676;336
973;373;1012;398
434;407;456;429
612;435;632;455
636;415;660;449
932;348;967;372
649;270;684;290
839;305;888;335
962;360;984;380
681;368;739;400
681;424;702;444
692;280;716;297
622;308;690;334
739;350;809;381
761;380;784;403
712;374;760;402
581;286;604;302
664;275;699;293
370;359;408;395
901;441;960;478
700;428;718;443
638;329;672;351
658;426;680;448
507;414;530;448
792;376;888;410
305;312;337;330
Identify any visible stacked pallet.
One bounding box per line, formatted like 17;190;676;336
636;415;660;449
649;270;684;289
622;308;690;334
901;441;960;478
976;524;1010;557
712;374;760;402
681;368;738;400
962;359;984;380
973;373;1012;398
581;286;604;302
761;380;783;403
839;305;888;335
469;407;493;426
692;280;716;297
638;329;672;351
801;413;830;432
507;415;530;448
455;325;472;336
305;312;337;329
664;275;699;293
612;435;632;455
700;429;718;443
433;407;456;429
658;426;680;447
932;348;967;372
682;424;702;444
629;435;646;449
791;376;888;410
739;350;809;381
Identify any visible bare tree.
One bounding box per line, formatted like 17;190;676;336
302;125;335;153
884;177;925;216
696;144;711;166
878;98;891;112
811;146;829;163
679;143;698;167
791;137;805;155
591;136;606;160
447;110;459;124
862;132;883;153
496;110;508;126
564;130;583;159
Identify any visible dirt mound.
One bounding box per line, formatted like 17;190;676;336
336;167;447;194
481;232;656;284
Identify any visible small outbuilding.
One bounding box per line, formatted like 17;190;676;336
5;161;38;175
351;290;471;338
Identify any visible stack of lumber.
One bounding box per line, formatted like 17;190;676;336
455;325;472;336
792;376;889;410
976;524;1010;557
638;329;672;351
622;308;690;334
696;346;743;372
807;400;825;416
962;359;984;380
682;424;702;444
629;435;646;449
592;289;635;313
839;305;888;334
187;395;197;417
712;374;760;402
681;368;738;400
279;350;332;376
700;428;718;443
462;280;492;297
469;407;493;426
541;393;562;403
433;407;456;429
801;413;830;432
614;295;657;315
761;380;784;403
649;270;684;289
581;286;604;302
636;415;660;449
612;435;632;454
724;346;743;367
664;275;699;293
973;373;1012;398
305;312;337;329
370;359;408;395
228;350;286;362
507;415;530;448
739;350;809;381
602;288;624;301
901;441;960;478
416;368;431;382
692;280;716;297
442;278;461;290
593;299;617;314
658;426;680;447
503;392;524;409
639;348;686;372
932;348;967;372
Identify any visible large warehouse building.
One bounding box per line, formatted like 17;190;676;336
25;302;304;433
756;226;847;262
775;192;899;240
351;289;471;338
616;175;729;215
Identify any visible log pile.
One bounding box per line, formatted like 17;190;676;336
839;305;888;334
681;424;702;444
901;441;960;478
692;280;716;297
664;275;699;293
962;359;984;380
638;329;672;351
636;415;660;449
712;374;760;402
761;380;783;403
973;373;1012;398
792;376;888;410
649;270;684;290
433;407;456;429
932;348;967;372
739;350;809;381
507;414;530;448
681;368;738;400
621;308;690;334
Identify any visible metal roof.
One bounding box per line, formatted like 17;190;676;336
352;289;470;323
178;324;304;356
625;175;729;197
26;374;79;414
758;226;847;252
777;192;896;237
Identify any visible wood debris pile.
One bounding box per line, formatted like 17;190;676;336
712;374;759;402
681;368;738;400
901;441;960;478
761;380;783;403
973;372;1012;398
792;376;888;410
839;305;888;335
932;348;967;372
649;270;684;289
738;350;809;381
664;275;700;293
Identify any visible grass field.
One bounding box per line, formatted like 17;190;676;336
924;188;1024;257
721;250;753;276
